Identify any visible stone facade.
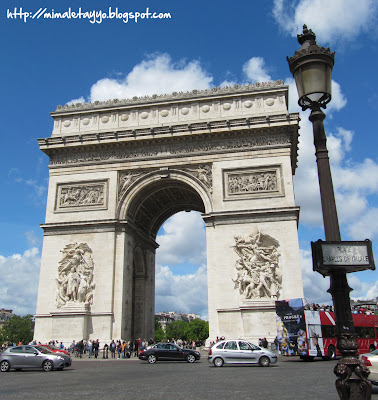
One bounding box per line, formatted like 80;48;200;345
34;82;304;345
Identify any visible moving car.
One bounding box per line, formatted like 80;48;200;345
139;342;201;364
208;339;277;367
360;349;378;385
0;345;72;372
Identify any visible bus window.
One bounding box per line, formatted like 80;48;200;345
355;326;375;339
364;327;375;339
321;325;336;338
355;326;364;338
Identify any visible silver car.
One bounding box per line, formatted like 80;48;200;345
208;339;277;367
0;345;72;372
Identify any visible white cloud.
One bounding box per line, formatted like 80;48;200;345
272;0;378;45
24;231;42;247
156;211;206;266
0;248;41;315
300;249;332;304
301;248;377;304
155;264;208;319
66;96;85;105
86;54;213;102
8;169;47;205
155;212;208;318
242;57;272;83
285;72;378;239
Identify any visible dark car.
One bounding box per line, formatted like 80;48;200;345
139;342;201;364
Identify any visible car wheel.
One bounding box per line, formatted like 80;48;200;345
213;357;224;367
42;360;54;372
328;346;336;360
0;361;10;372
259;356;270;367
186;354;196;363
369;345;375;353
147;355;157;364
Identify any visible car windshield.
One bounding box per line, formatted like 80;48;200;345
47;345;60;350
34;346;54;354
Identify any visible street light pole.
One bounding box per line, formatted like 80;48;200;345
287;25;372;400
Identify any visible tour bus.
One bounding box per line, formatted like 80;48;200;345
275;298;378;360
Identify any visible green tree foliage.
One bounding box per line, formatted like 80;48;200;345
165;319;209;342
0;315;35;344
185;319;209;342
165;320;188;341
154;328;166;342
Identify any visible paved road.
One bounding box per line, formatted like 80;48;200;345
1;354;378;400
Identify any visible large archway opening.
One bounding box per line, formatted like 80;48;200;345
123;174;210;341
155;211;208;319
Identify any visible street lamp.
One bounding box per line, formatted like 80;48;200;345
287;25;372;400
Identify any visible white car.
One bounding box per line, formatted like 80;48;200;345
360;349;378;385
208;339;277;367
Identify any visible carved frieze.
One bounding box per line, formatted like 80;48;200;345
118;172;143;200
232;230;282;300
55;180;108;212
49;133;291;168
182;164;213;192
56;243;95;308
223;166;283;200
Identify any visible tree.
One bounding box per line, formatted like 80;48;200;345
166;320;188;341
154;316;166;342
185;319;209;342
0;314;35;344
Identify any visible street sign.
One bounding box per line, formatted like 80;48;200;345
311;239;375;276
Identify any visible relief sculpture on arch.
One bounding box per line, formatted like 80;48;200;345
232;230;282;300
56;243;96;308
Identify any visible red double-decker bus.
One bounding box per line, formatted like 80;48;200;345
276;299;378;360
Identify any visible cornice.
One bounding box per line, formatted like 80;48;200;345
202;206;300;227
52;81;286;114
39;113;299;151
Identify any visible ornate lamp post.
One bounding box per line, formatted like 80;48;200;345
287;25;372;400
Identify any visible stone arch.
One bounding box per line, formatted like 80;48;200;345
117;169;212;238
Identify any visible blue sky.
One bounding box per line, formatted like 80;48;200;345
1;0;378;318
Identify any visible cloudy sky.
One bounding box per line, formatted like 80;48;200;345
1;0;378;318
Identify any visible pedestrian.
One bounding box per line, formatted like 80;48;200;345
110;340;116;358
77;340;84;358
117;340;122;359
93;339;99;359
133;339;139;357
102;343;109;359
88;340;93;358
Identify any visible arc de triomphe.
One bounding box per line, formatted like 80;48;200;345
34;81;304;344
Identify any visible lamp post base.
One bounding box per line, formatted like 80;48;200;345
334;334;372;400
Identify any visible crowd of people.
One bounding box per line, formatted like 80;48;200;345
304;303;334;312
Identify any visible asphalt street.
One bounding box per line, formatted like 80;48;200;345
1;354;378;400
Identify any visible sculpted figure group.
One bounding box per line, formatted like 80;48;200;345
56;243;95;308
59;185;104;207
228;172;277;194
232;230;282;299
